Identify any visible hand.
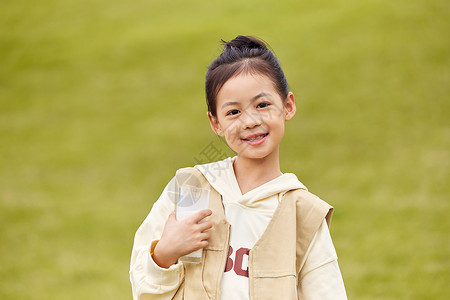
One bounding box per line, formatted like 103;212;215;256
153;209;213;268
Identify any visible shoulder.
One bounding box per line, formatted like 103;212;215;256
174;166;205;186
286;189;334;227
289;189;332;209
174;166;214;190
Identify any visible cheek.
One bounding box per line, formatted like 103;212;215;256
268;118;285;137
223;125;243;147
225;125;240;140
221;120;238;136
276;123;286;140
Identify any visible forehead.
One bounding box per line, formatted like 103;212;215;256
216;73;278;104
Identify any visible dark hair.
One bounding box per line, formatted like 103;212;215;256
205;35;289;116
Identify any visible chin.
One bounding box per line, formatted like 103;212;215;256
238;150;273;160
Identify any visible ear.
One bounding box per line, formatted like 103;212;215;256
207;112;224;136
284;92;296;121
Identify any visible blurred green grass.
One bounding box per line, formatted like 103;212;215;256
1;0;448;299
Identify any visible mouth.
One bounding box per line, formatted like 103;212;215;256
242;133;269;145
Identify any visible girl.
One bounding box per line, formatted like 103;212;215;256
130;35;347;299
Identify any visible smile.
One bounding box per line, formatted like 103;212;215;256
242;133;269;145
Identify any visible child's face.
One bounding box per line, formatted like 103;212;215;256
208;73;296;161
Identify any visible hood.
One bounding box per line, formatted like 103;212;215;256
195;157;307;209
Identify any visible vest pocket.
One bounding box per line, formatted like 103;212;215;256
201;248;226;299
182;248;225;300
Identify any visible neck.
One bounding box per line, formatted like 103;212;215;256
233;150;281;194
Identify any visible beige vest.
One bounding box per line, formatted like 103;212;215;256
173;167;333;300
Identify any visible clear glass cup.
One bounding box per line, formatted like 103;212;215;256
175;186;210;263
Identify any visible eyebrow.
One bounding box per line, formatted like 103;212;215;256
220;92;270;110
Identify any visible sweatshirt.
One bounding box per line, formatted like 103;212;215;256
130;157;347;299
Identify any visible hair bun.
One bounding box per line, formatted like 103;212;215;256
223;35;268;50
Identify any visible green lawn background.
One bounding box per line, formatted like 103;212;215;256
1;0;448;299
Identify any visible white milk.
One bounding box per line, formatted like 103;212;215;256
176;186;210;263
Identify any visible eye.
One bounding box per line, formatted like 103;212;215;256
226;109;240;116
257;102;270;109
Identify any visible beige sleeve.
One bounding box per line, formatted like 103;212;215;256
129;179;184;300
297;220;347;300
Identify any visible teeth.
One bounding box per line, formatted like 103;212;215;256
246;134;266;141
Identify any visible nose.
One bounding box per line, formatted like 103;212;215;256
240;108;262;129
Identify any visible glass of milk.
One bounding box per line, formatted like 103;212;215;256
176;185;210;263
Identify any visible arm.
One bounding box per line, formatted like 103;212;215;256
297;220;347;300
129;180;213;300
129;183;183;300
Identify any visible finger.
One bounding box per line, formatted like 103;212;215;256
189;209;212;224
199;231;211;241
197;240;209;249
197;220;213;232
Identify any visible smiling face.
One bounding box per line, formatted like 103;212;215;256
208;73;296;161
